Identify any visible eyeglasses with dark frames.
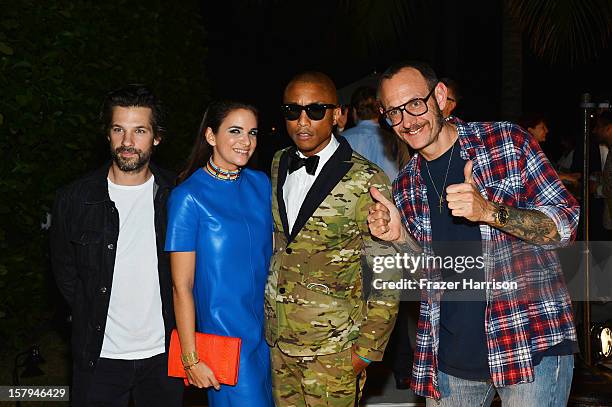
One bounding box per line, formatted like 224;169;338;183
381;83;438;127
280;103;337;121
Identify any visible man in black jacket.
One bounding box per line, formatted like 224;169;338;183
50;85;183;406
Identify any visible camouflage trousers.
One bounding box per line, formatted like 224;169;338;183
271;345;367;407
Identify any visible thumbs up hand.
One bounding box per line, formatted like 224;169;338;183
446;160;495;223
367;187;408;242
463;159;474;184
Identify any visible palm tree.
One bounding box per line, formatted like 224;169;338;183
502;0;612;119
507;0;612;66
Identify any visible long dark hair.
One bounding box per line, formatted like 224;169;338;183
176;100;258;184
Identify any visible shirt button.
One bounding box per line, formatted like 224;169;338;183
285;247;293;254
107;244;114;250
95;324;102;332
99;286;107;294
110;207;115;213
88;360;95;368
279;287;286;294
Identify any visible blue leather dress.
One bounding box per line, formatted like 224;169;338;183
165;167;273;407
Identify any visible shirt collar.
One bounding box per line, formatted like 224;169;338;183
455;119;485;151
297;134;339;165
293;134;339;178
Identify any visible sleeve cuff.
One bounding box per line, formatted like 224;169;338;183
353;344;384;362
532;206;574;248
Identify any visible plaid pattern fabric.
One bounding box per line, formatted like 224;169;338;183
393;120;579;399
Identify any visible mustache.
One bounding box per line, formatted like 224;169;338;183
115;146;141;155
295;128;313;136
400;122;425;133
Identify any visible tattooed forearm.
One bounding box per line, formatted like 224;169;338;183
494;207;560;244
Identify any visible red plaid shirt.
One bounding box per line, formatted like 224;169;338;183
393;120;579;399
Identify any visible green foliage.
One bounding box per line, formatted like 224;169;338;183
0;0;210;348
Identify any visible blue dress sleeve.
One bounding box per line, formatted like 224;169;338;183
165;186;198;252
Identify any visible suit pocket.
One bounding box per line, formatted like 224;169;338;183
281;282;354;346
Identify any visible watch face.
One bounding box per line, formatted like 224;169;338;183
498;206;509;225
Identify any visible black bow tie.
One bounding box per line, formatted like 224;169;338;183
288;152;320;175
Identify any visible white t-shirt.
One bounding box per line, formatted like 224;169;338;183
283;136;340;233
101;175;165;359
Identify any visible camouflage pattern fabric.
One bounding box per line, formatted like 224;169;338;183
265;146;400;363
271;345;366;407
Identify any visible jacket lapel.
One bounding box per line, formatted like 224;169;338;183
276;148;291;240
289;136;354;241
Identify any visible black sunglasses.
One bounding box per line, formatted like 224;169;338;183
280;103;337;121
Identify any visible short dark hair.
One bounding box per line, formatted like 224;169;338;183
440;77;461;103
350;86;378;120
284;71;338;104
100;84;165;137
378;61;439;96
519;112;547;130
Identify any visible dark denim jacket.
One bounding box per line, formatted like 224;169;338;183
50;162;175;369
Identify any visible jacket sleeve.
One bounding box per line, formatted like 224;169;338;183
353;169;401;361
49;190;78;307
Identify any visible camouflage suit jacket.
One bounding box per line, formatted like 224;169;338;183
265;136;399;361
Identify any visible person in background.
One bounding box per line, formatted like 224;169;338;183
343;85;401;180
557;135;576;173
440;77;461;121
50;84;183;406
166;101;274;406
335;104;351;133
594;110;612;237
519;112;549;144
520;113;581;189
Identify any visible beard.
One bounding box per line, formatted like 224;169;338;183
110;146;152;172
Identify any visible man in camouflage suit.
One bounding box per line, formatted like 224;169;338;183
265;71;400;406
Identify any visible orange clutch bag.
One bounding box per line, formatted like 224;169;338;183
167;329;241;386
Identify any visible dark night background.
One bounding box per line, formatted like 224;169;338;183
202;0;611;171
1;0;611;402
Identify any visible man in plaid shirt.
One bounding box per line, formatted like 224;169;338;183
367;61;579;406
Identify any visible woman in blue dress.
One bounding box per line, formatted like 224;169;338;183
165;101;273;406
